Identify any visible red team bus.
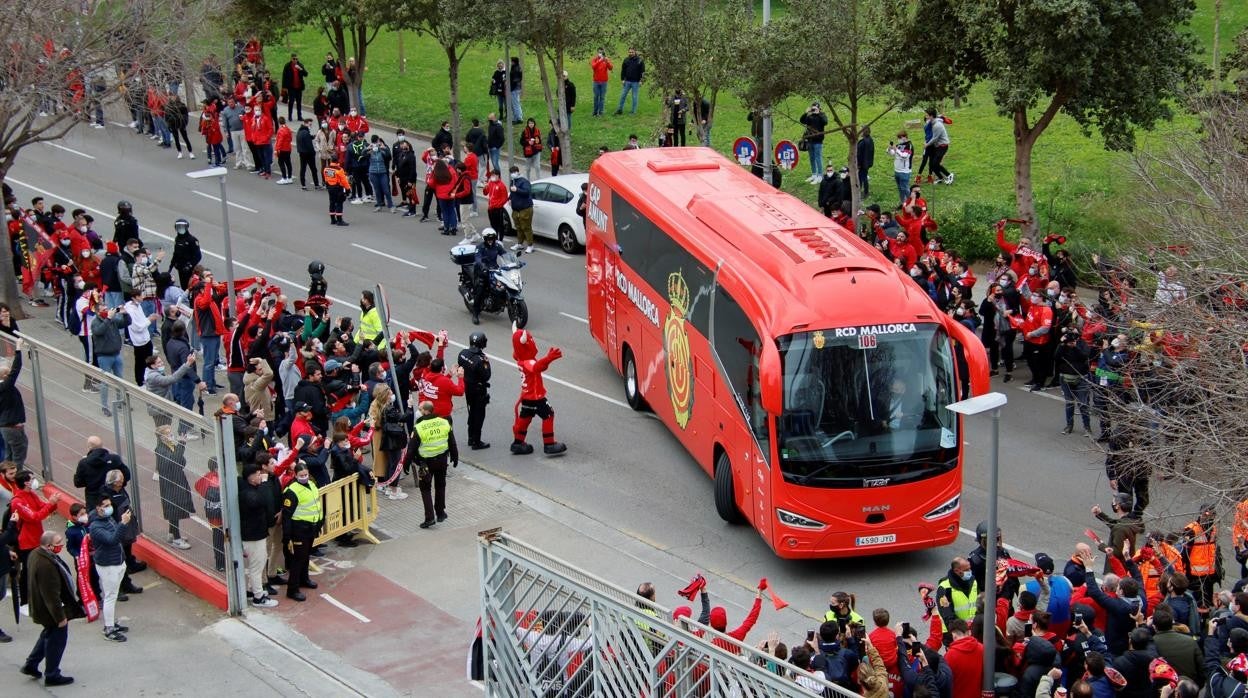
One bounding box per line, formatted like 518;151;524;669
584;148;990;558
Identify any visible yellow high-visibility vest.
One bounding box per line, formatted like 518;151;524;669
415;417;451;458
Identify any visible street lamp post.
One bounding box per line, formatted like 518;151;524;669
186;167;237;315
762;0;773;184
946;391;1008;698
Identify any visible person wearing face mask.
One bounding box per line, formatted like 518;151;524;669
89;495;131;641
937;557;979;646
13;468;63;597
1054;329;1093;435
1008;290;1054;390
508;165;535;253
483;170;510;240
1093;334;1129;441
392;139;419;216
281;463;321;601
314;120;333;175
21;530;81;686
238;464;279;608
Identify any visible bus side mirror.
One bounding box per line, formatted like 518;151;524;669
759;341;782;415
944;318;990;397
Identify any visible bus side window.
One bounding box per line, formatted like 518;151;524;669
713;287;770;463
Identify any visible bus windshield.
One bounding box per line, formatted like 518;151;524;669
776;323;958;487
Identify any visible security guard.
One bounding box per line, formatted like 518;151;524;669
355;290;386;351
1182;504;1222;610
403;401;458;529
457;331;492;449
823;590;866;628
936;556;978;646
322;156;351;226
281;462;322;602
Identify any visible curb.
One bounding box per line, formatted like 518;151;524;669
44;482;229;611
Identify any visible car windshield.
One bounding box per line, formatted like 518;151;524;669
776;323;958;487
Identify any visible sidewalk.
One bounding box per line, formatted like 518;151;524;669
7;308;821;695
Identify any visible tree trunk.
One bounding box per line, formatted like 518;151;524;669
354;24;369;110
1013;111;1039;237
846;128;861;223
534;46;559;175
1212;0;1222;87
447;45;461;161
0;171;28;320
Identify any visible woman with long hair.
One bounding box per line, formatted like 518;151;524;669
520;118;542;180
369;384;410;500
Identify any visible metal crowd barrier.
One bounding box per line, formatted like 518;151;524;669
1;331;249;614
477;529;862;697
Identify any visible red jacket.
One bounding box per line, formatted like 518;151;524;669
876;227;916;268
11;489;56;551
345;115;369;133
193;285;226;337
710;596;761;653
247;113;274;145
1010;303;1053;345
417;371;464;418
997;227;1046;281
484;179;509;209
590;56;613;82
199;108;223;145
462;153;479;181
944;636;984;698
275;125;293;153
868;626;903;698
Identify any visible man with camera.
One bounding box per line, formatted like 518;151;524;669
799;102;829;184
590;49;612;117
1054;327;1093;435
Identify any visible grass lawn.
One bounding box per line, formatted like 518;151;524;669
275;0;1246;258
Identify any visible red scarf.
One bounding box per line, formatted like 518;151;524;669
77;533;100;623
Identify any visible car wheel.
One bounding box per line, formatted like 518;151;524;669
557;224;583;254
714;451;745;524
623;347;647;411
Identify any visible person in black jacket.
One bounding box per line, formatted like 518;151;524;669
280;54;308;121
168;219;201;290
615;48;644;115
431;121;454;154
799;102;828;183
857;127;875;197
458;332;492;450
165;94;194;160
112;201;139;248
295;119;320;190
489;60;507;118
1054;329;1093;435
0;340;27;467
818;165;847;217
1085;562;1146;658
293;364;329;433
73;437;131;509
486;113;505;176
238;464;279;607
562;73;577;130
1113;628;1159;698
508;57;523;124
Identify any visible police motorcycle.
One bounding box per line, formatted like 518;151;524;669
450;227;529;328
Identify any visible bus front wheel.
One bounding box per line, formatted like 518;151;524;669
623;348;647;411
714;452;745;524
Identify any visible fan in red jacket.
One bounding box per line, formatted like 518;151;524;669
510;327;567;456
997;221;1046;281
708;585;764;654
416;358;465;418
943;619;984;698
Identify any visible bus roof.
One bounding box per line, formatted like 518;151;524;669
590;147;944;337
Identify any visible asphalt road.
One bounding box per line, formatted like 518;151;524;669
7;120;1214;628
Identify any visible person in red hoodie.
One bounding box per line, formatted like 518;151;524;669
589;49;613;116
1008;290;1055;389
11;470;63;602
483;170;510;241
997;221;1046;282
417;357;465;420
199;99;225;166
248;107;275;178
707;582;764;654
868;609;904;698
461;143;480;216
944;618;984;698
274;117;294;184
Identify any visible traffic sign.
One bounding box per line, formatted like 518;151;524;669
732;137;757;166
774;140;800;171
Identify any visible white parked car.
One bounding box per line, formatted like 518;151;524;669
505;173;589;253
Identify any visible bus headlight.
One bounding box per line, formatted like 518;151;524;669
922;494;960;521
776;508;827;530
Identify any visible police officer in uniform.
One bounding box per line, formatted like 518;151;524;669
471;228;505;325
458;331;491;449
403;401;458;529
281;462;322;602
169;219;202;290
113;200;140;247
322;157;351;227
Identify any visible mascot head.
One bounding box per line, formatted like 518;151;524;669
512;323;537;361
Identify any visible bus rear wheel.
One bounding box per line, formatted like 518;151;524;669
714;452;745;524
623;348;647;411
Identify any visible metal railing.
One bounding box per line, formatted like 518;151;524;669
477;529;861;698
1;331;248;614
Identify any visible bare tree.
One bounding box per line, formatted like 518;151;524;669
0;0;220;316
1092;92;1248;521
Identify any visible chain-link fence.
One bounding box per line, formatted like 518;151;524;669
477;530;861;698
0;331;242;609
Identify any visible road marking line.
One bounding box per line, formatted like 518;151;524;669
192;190;259;213
44;142;96;160
6;177;630;410
322;593;371;623
559;312;588;324
531;247;573;259
108;121;131;128
1014;385;1064;402
350;243;427;269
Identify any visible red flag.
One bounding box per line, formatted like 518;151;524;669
1084;528;1103;546
995;557;1042;586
